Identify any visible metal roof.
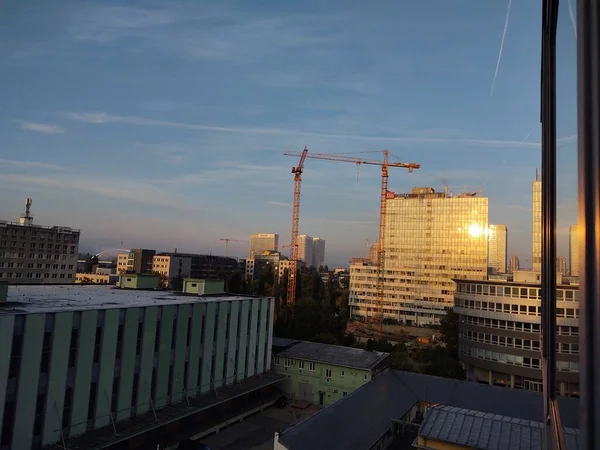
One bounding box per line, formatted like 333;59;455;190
419;405;580;450
277;370;580;450
274;340;389;370
0;285;262;315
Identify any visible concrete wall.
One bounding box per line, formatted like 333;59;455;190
0;296;275;448
272;357;372;407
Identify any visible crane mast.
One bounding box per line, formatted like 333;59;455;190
284;149;420;338
287;146;308;305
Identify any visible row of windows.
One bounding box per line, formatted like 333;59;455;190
0;252;75;260
460;329;580;354
460;345;579;372
273;357;369;381
0;272;73;279
0;262;73;269
460;315;579;336
0;229;78;241
457;282;578;301
456;298;579;319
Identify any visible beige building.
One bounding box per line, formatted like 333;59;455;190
152;254;192;287
509;255;520;273
350;187;488;326
569;225;579;277
557;256;568;275
487;224;507;273
75;273;118;284
249;233;279;257
0;198;79;284
532;176;542;272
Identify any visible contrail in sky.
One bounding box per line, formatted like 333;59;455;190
567;0;577;38
490;0;513;98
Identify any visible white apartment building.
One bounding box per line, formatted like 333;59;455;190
312;238;326;268
350;187;488;326
298;235;314;266
488;224;507;273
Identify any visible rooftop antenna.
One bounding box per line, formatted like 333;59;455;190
535;167;540;181
19;197;34;226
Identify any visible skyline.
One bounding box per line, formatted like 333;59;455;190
0;1;578;267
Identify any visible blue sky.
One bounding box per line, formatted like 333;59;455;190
0;1;578;267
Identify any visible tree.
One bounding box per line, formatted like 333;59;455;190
438;308;460;357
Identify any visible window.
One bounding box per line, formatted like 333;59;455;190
274;357;280;365
284;359;290;367
341;370;345;377
309;362;315;371
325;369;332;378
298;360;305;369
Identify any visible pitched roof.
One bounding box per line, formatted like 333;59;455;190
274;340;389;370
277;370;580;450
419;405;580;450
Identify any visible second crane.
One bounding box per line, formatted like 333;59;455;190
284;149;420;337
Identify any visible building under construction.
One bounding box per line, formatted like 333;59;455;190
349;187;488;326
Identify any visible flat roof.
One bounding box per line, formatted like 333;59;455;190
0;285;264;315
275;340;389;370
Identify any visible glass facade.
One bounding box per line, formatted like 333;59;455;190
532;179;542;272
350;188;488;325
487;224;507;273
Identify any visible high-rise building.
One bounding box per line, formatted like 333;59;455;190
368;244;379;264
312;237;326;268
249;233;279;257
569;225;579;276
532;174;542;272
509;255;520;273
350;187;488;326
488;224;507;273
0;198;80;284
298;235;314;265
557;256;568;275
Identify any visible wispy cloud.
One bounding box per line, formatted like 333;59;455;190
0;173;202;212
68;5;177;44
61;111;542;148
268;201;291;208
0;159;67;171
19;121;65;134
490;0;513;98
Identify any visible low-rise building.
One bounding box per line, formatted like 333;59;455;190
119;273;160;290
75;273;119;284
272;339;389;406
182;278;225;295
117;248;156;275
0;285;278;449
274;370;580;450
454;270;580;396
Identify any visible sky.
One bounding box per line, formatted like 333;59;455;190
0;1;578;267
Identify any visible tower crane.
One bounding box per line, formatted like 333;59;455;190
286;147;308;305
284;149;420;337
219;238;249;257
